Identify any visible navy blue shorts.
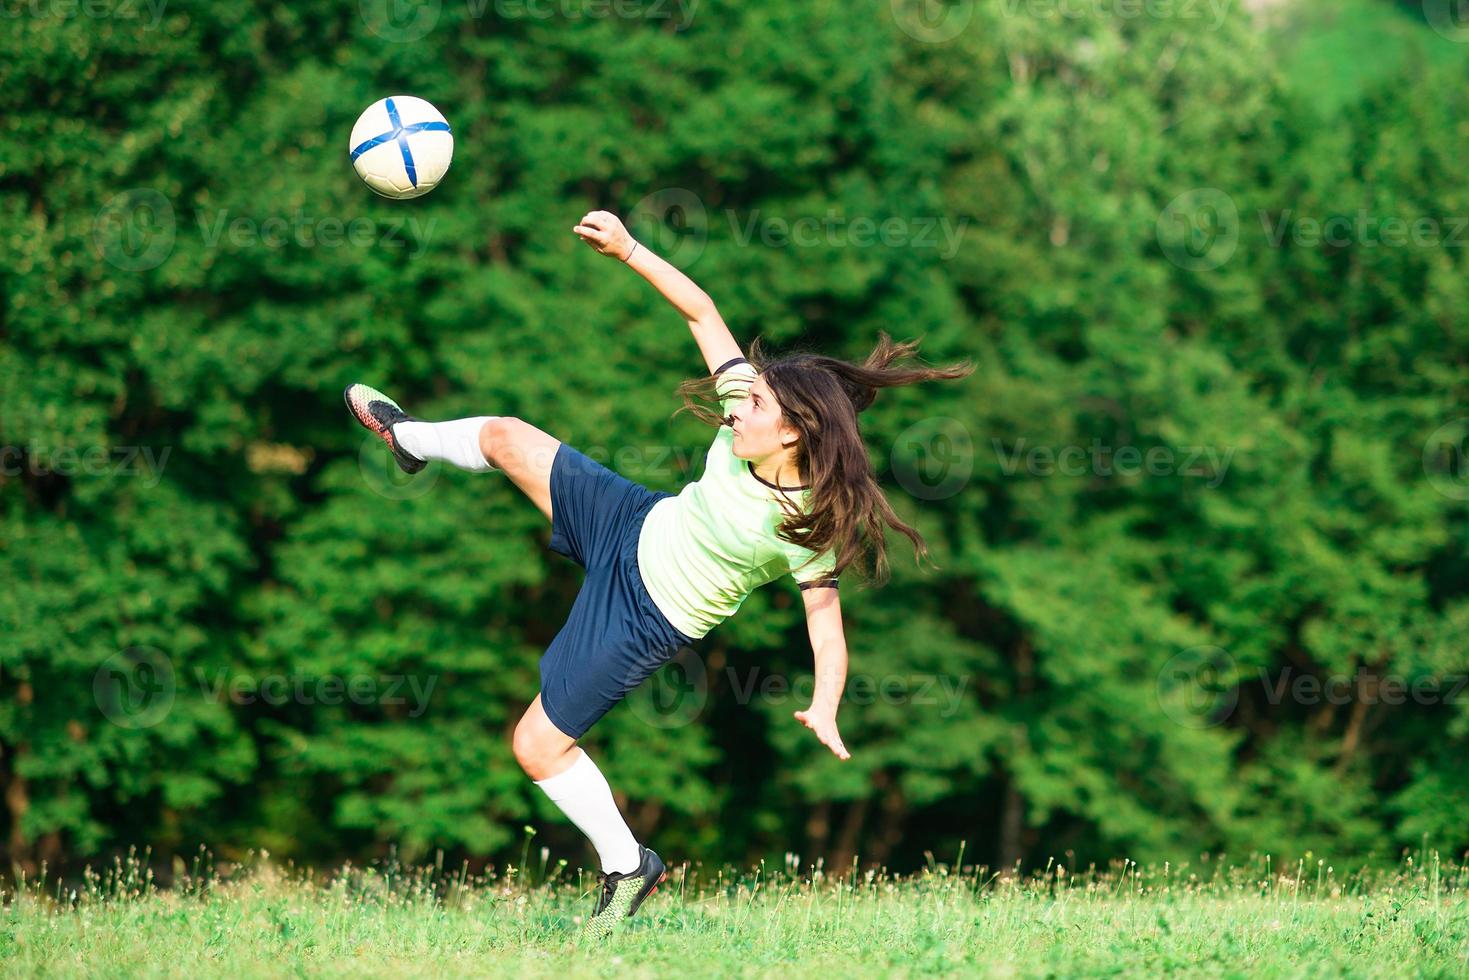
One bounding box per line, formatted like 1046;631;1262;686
540;442;696;739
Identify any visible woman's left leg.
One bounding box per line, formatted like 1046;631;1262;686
511;694;577;780
514;695;644;875
491;425;670;893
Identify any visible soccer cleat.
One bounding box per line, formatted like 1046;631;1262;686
584;846;666;940
344;384;425;475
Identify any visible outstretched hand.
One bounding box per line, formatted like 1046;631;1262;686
794;704;851;760
573;210;636;261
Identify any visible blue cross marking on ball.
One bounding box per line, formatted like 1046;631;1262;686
349;97;451;188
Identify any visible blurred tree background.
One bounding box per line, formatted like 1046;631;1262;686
3;0;1468;877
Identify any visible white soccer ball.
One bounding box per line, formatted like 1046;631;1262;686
349;96;454;200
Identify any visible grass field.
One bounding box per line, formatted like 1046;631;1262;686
3;848;1467;978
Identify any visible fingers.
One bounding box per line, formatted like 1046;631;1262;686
578;210;616;231
572;225;612;254
573;210;629;259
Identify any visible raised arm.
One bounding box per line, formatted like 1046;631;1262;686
573;209;743;375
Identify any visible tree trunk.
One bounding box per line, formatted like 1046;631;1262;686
998;768;1025;872
1332;666;1377;777
997;636;1035;872
804;800;831;868
828;795;869;875
867;772;908;869
632;797;664;838
3;743;33;874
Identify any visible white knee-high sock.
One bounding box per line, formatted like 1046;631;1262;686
534;749;643;875
393;417;498;472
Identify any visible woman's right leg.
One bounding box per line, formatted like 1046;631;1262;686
476;416;561;522
390;413;561;521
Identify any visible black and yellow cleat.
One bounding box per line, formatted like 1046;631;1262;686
584;846;666;940
343;384;425;475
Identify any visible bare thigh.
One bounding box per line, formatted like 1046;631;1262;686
479;416;561;522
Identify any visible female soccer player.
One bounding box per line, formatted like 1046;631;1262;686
344;210;971;936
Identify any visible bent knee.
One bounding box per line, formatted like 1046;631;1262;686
478;416;521;468
511;720;560;777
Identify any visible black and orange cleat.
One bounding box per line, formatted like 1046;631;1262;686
343;383;425;475
583;846;666;940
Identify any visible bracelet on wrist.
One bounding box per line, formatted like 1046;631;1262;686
623;240;640;263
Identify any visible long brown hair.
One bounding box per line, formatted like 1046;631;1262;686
676;333;974;584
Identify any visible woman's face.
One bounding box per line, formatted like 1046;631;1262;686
727;375;799;462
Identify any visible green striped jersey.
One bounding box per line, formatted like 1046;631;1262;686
637;358;838;639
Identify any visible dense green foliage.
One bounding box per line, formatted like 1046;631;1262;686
2;0;1467;877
